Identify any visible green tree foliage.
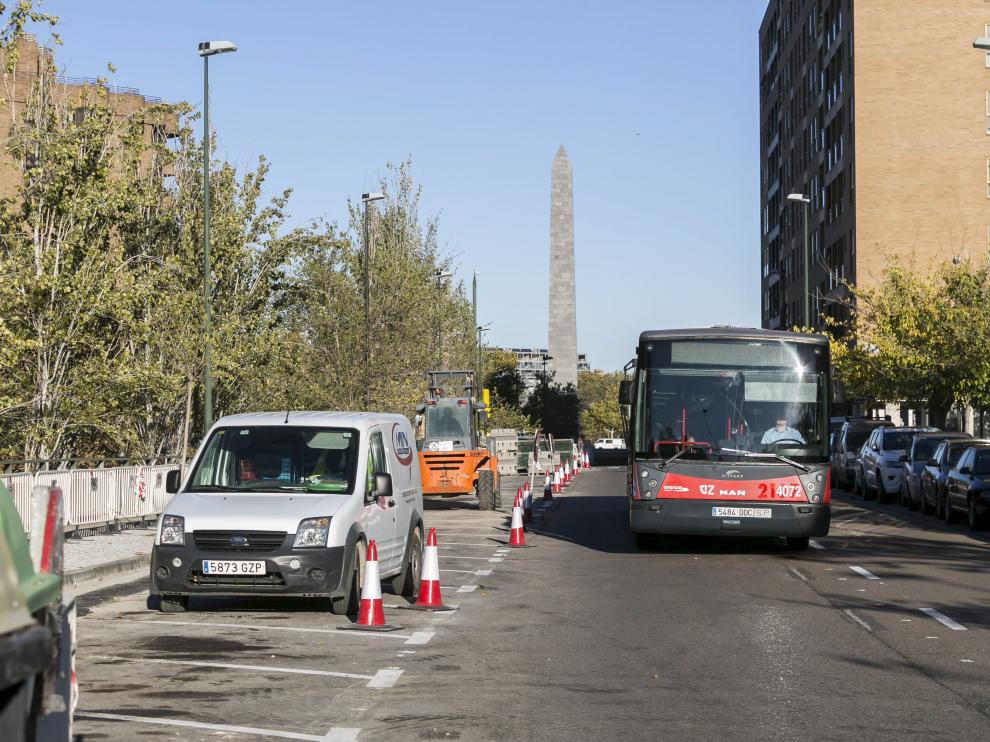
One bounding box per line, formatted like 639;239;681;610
827;257;990;426
523;374;579;438
0;23;476;459
577;370;623;439
484;349;525;410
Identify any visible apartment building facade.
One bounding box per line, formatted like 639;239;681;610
759;0;990;331
498;347;591;399
0;36;174;197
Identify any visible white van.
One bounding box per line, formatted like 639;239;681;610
150;411;424;614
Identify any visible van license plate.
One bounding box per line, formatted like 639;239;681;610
202;560;266;575
712;507;771;519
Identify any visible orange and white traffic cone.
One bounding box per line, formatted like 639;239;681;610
340;539;403;631
544;471;553;502
584;451;590;469
553;467;561;494
523;485;533;523
565;460;571;484
400;527;454;612
508;497;533;547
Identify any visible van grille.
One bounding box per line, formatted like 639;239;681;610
193;531;288;552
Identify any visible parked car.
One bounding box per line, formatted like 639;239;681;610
920;438;990;517
857;426;937;502
900;432;970;511
943;446;990;529
831;419;893;490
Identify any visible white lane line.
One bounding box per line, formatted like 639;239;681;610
405;631;436;645
456;585;477;593
74;713;360;741
850;566;881;580
475;569;493;576
439;569;474;573
809;539;825;550
788;566;808;583
843;609;872;632
920;607;968;631
439;543;494;547
88;654;376;682
109;618;415;641
488;557;504;563
440;555;495;561
367;667;404;689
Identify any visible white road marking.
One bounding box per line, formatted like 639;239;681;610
475;569;493;576
788;566;808;583
843;609;872;632
89;654;379;682
439;543;494;547
74;713;360;741
962;659;975;663
109;618;416;641
440;555;495;561
368;667;404;689
850;566;880;580
405;631;436;645
439;569;474;573
457;585;477;593
920;607;967;631
489;557;504;563
809;539;825;549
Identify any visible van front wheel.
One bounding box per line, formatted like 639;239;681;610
391;528;422;597
330;541;365;616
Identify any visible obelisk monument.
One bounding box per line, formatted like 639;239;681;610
548;146;577;388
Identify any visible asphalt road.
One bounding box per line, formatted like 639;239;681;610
73;469;990;741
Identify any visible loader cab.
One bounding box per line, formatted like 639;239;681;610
421;398;476;451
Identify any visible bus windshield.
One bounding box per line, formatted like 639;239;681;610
633;337;829;462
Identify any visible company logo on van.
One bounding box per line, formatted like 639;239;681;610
392;423;413;466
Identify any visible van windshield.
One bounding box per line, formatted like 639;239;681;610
188;426;360;494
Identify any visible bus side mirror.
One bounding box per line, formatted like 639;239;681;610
618;380;633;406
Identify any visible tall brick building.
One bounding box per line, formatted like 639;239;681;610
0;36;174;197
759;1;990;331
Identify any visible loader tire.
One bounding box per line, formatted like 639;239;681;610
477;470;496;510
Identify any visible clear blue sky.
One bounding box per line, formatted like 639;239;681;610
37;0;767;372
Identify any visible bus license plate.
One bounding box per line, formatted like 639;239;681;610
202;560;266;575
712;507;771;519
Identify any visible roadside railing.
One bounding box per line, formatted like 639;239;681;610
1;457;185;537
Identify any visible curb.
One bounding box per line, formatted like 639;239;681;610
65;553;150;589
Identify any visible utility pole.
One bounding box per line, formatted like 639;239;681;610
472;271;478;391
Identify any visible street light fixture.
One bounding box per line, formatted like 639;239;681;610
361;192;385;408
787;192;812;329
197;39;237;435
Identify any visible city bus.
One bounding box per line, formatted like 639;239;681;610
621;327;831;551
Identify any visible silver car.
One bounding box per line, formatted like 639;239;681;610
857;426;938;502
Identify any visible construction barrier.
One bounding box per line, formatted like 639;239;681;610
2;462;181;536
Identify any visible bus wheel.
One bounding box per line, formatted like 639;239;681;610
786;537;810;551
634;533;657;551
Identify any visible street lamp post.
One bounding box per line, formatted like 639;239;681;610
197;40;237;435
787;192;812;328
433;270;452;367
476;322;492;393
361;192;385;408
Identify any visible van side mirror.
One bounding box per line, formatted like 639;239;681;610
165;469;181;494
373;472;393;500
618;380;633;406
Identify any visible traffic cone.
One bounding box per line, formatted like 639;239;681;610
340;539;403;631
544;472;553;502
565;460;571;484
508;498;533;547
515;486;523;507
584;451;590;469
553;467;561;494
399;527;455;612
523;486;533;523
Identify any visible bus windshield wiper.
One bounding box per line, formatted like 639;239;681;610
659;445;694;470
718;447;810;473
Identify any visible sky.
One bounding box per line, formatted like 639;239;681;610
36;0;768;372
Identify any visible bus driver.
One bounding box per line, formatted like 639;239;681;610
761;417;806;446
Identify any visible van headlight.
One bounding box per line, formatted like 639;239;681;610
294;517;331;548
160;514;185;546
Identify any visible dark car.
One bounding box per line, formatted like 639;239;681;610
944;446;990;529
919;438;990;518
900;432;970;511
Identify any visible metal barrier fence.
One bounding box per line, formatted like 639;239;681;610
2;464;179;537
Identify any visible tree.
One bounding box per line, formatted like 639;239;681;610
826;257;990;426
484;350;525;410
523;374;579;438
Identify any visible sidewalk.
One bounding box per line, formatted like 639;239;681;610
64;526;155;590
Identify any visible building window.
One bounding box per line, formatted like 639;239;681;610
986;25;990;68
